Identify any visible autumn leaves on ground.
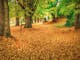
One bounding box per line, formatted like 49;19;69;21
0;22;80;60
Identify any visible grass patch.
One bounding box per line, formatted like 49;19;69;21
54;23;65;28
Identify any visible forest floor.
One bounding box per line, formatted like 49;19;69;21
0;23;80;60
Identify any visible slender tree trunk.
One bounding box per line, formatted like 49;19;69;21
16;17;19;26
75;3;80;30
75;13;80;29
15;1;19;26
15;7;19;26
52;16;57;22
3;0;11;37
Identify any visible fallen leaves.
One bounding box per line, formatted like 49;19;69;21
0;24;80;60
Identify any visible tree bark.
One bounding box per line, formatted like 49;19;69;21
15;1;20;26
3;0;11;37
0;0;11;37
0;0;4;36
24;12;32;28
16;17;19;26
75;13;80;29
23;0;32;28
75;3;80;30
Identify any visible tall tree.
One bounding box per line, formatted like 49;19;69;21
15;0;20;26
4;0;11;37
0;0;4;36
16;0;39;28
0;0;11;37
75;0;80;29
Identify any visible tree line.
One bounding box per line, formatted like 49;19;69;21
0;0;80;37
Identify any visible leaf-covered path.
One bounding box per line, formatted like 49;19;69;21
0;24;80;60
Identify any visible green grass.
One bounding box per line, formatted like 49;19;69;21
54;23;65;28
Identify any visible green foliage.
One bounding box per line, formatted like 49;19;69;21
8;0;79;27
58;1;75;27
8;0;24;18
49;0;76;27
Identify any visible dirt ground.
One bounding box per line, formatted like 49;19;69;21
0;24;80;60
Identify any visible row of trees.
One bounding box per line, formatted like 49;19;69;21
34;0;80;27
0;0;80;37
0;0;39;37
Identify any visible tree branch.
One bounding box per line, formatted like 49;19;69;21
16;0;25;9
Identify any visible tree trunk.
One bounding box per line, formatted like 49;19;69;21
24;13;32;28
75;13;80;29
15;1;19;26
16;0;37;28
0;0;4;36
0;0;11;37
16;17;19;26
75;3;80;30
3;0;11;37
23;0;32;28
52;16;57;22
